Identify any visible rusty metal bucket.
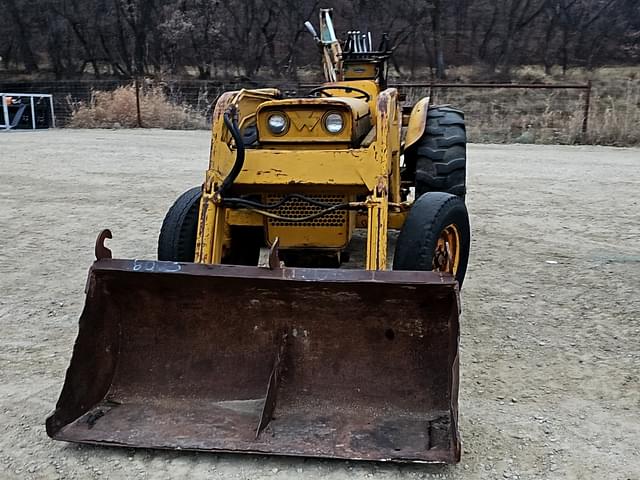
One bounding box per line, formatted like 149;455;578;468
46;259;461;463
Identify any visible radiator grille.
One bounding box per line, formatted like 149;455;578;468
265;194;348;227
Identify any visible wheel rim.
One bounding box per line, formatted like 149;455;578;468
433;223;461;275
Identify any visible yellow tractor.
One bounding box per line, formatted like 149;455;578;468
47;9;470;464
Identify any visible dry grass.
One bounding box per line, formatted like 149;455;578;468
68;84;208;129
412;65;640;146
583;80;640;146
65;67;639;145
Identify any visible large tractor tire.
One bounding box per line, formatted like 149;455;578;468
411;106;467;199
158;187;263;265
393;192;470;286
158;186;202;262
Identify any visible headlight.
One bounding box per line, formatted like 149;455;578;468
267;113;288;135
324;112;344;134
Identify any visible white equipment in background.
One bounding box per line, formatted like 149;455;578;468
1;93;56;130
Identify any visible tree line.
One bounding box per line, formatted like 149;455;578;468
1;0;638;80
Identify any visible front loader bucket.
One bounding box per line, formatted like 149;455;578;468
47;259;461;463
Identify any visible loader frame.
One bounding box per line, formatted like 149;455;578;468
195;85;411;270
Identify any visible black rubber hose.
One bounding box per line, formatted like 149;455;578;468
223;193;339;210
217;109;245;197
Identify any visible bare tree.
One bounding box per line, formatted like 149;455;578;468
118;0;158;75
1;0;638;78
1;0;40;72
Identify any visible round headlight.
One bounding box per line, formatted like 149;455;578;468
324;113;344;134
267;113;288;134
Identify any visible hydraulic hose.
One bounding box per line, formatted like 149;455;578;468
224;193;341;210
217;108;245;197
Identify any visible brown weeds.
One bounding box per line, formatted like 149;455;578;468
65;67;639;145
405;67;640;146
68;84;208;129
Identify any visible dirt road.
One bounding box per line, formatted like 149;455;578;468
1;129;638;479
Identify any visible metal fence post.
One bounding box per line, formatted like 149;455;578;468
49;95;56;128
582;80;592;137
135;77;143;128
2;95;9;130
30;96;36;129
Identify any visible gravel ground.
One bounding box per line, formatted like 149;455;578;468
1;129;639;480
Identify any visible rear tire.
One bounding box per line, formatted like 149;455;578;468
411;106;467;199
158;187;202;262
393;192;470;286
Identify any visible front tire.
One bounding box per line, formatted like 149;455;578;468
158;187;202;262
393;192;470;286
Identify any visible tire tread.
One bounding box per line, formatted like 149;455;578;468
158;186;202;262
412;106;467;199
394;192;470;286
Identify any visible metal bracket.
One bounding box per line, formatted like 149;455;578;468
95;229;113;260
434;241;454;273
258;237;283;270
255;329;288;439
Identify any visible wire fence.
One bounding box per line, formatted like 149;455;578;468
0;79;592;144
400;82;592;144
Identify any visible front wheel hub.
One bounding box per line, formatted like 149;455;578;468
433;223;460;275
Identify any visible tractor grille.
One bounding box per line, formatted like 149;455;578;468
265;194;348;227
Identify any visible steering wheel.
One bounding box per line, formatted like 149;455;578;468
309;85;371;102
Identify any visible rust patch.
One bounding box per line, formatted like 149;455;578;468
212;92;237;121
377;95;388;117
375;176;388;196
94;230;112;260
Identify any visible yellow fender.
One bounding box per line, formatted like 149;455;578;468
404;96;430;150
